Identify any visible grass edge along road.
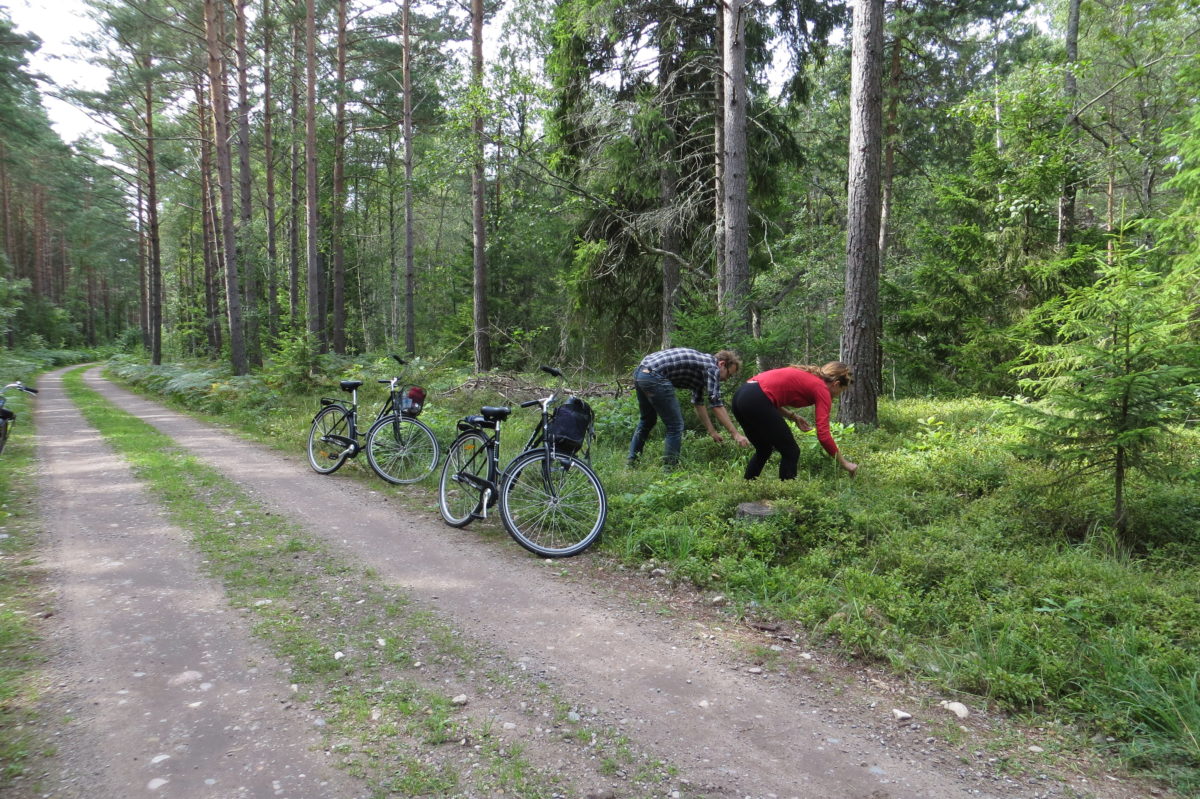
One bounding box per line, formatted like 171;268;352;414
0;388;52;794
54;366;676;798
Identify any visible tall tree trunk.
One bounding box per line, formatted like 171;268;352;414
713;8;726;311
403;0;416;356
470;0;490;371
721;0;749;333
305;0;324;349
330;0;348;353
1057;0;1081;247
262;0;281;340
658;29;679;348
205;0;249;374
197;81;223;356
235;0;260;364
142;59;163;365
878;0;902;267
136;181;149;353
840;0;884;426
289;17;302;330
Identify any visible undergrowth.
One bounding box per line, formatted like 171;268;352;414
105;353;1200;793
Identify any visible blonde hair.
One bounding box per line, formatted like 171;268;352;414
792;361;853;387
715;349;742;376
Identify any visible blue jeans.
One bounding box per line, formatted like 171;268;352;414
628;368;686;465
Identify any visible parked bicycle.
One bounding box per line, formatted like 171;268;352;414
0;381;39;456
306;355;440;484
438;365;606;558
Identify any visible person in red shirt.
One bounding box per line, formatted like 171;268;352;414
730;362;858;480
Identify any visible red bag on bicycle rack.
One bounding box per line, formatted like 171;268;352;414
401;385;426;416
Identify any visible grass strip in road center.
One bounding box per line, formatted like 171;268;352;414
61;367;673;798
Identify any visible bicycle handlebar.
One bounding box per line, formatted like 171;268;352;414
3;382;36;395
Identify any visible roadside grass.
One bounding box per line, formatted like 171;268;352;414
0;391;52;793
105;354;1200;794
61;366;671;797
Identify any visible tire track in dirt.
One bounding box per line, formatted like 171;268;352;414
68;365;1142;799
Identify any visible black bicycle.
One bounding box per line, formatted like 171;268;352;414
0;381;38;456
306;355;440;484
438;365;606;558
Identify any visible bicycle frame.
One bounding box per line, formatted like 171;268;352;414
447;368;562;519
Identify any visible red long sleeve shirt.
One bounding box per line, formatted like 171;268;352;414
750;367;838;456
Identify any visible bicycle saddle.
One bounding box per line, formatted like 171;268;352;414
340;380;364;391
480;406;511;422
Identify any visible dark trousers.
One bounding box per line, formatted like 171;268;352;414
731;382;799;480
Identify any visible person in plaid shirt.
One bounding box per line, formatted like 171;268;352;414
627;347;750;467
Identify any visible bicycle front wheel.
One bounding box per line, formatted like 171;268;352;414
499;450;606;558
0;419;9;456
307;405;352;474
438;431;489;528
366;414;440;484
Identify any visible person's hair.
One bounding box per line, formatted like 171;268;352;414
714;349;742;375
792;361;853;387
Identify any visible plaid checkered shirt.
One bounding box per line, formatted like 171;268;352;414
638;348;725;407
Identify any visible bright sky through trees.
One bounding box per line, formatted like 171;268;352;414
6;0;108;141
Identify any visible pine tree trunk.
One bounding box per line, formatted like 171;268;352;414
305;0;324;350
470;0;490;371
840;0;884;426
236;0;259;364
289;19;302;330
262;0;281;340
721;0;750;334
142;61;163;365
205;0;249;375
403;0;416;356
330;0;348;354
1057;0;1081;247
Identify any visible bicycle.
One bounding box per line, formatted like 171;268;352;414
438;365;606;558
0;381;39;456
306;355;440;484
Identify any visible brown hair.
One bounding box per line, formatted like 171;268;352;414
715;349;742;376
792;361;853;387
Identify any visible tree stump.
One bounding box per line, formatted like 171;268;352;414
736;501;778;520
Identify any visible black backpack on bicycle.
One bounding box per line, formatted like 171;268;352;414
546;396;593;457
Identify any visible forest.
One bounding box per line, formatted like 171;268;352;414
1;0;1199;792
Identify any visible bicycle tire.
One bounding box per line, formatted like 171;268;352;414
307;405;353;474
0;419;8;456
438;431;489;527
499;449;606;558
365;414;440;484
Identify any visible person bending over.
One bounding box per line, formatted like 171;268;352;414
627;347;749;467
730;361;858;480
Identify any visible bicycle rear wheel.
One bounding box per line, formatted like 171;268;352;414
307;405;353;474
499;449;606;558
438;431;489;527
366;414;440;484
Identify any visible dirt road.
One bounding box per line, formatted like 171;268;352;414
25;365;1151;798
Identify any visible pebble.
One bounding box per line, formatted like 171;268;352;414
451;694;468;706
892;709;912;722
940;701;970;719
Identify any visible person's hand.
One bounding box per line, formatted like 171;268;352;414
844;460;858;478
733;433;750;448
709;431;725;443
794;418;811;432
